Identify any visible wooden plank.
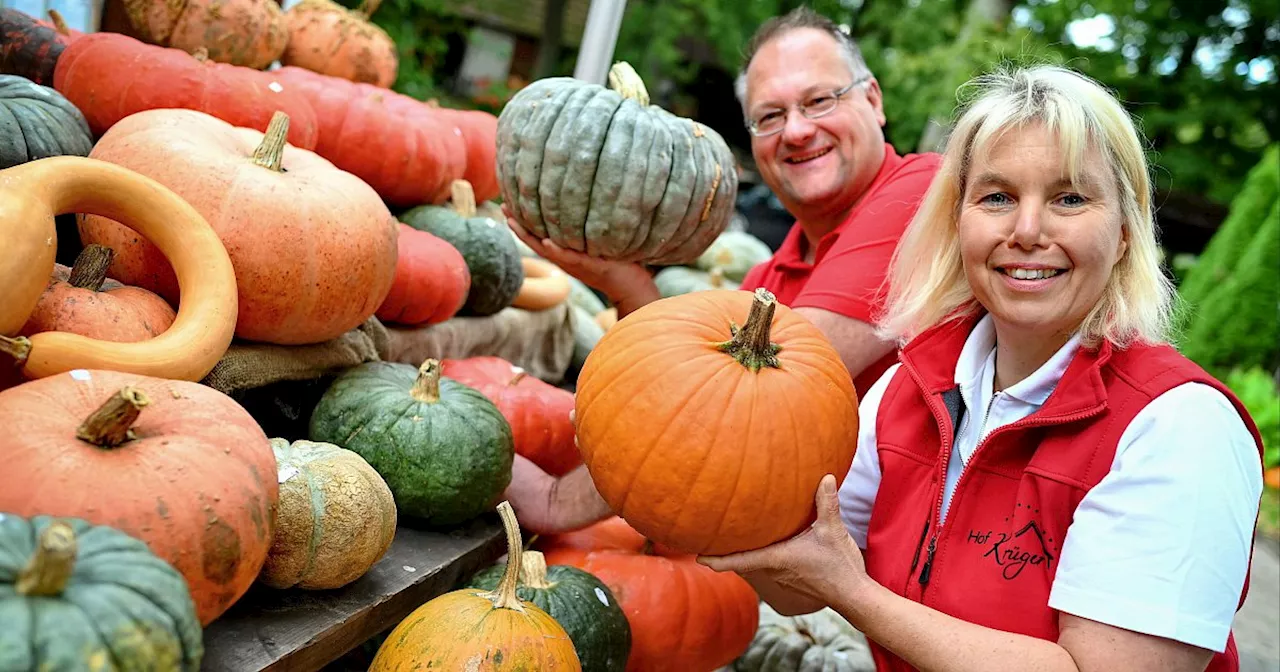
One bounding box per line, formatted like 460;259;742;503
200;516;506;672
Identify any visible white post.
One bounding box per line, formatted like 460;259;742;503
572;0;628;85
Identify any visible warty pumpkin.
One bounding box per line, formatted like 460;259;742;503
375;223;471;327
79;109;398;345
370;501;581;671
122;0;288;69
574;288;859;556
496;62;738;265
540;516;760;672
0;515;204;670
259;438;397;590
281;0;397;88
0;74;92;169
0;156;236;383
0;369;279;624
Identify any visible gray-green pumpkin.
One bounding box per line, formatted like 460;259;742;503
467;549;631;671
734;603;875;672
401;180;525;317
654;265;739;298
308;359;515;526
696;230;773;282
0;514;204;671
569;304;606;375
0;74;93;169
495;62;739;266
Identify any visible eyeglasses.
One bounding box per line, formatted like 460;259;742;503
746;75;872;137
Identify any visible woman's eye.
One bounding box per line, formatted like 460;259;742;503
979;192;1011;206
1058;193;1087;207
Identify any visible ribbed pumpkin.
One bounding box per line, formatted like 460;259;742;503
376;223;471;327
496;62;738;265
541;517;759;672
401;180;525;316
20;244;176;342
0;369;278;624
121;0;288;69
442;356;580;476
467;549;631;672
309;359;514;526
735;603;875;672
79;109;398;345
0;74;91;169
696;230;773;283
0;515;204;671
654;265;738;298
371;502;581;670
575;288;859;556
259;438;397;590
281;0;397;87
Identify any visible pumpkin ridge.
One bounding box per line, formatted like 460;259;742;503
515;85;576;235
620;108;672;258
576;339;714;445
582;99;638;257
639;111;696;259
565;90;625;252
538;85;597;243
655;123;715;263
298;462;327;581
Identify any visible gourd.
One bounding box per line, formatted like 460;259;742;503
281;0;397;88
734;603;876;672
655;265;738;297
0;515;204;671
496;62;738;265
369;502;581;671
569;305;605;376
19;244;176;342
0;74;92;169
696;230;773;282
259;438;397;590
0;7;67;85
441;356;580;476
122;0;288;69
514;257;572;311
401;180;525;316
375;223;471;327
574;288;859;555
308;359;514;526
467;549;631;672
79;109;398;345
0;156;236;383
0;369;279;624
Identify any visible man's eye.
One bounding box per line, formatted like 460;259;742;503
757;111;783;125
806;96;834;108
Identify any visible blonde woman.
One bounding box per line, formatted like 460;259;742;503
700;65;1265;672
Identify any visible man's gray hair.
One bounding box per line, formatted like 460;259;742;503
733;6;873;113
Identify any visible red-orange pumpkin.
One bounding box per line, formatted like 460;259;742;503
424;102;500;202
0;368;278;625
79;109;398;345
574;288;860;556
121;0;288;69
376;223;471;327
541;517;759;672
281;0;397;88
442;356;580;476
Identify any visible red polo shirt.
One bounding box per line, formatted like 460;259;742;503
740;143;941;396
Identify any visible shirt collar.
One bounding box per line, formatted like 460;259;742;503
954;314;1084;407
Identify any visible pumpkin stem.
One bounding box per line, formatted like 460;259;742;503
67;244;115;291
0;335;31;366
449;180;478;218
410;359;442;403
16;521;77;597
640;539;655;555
709;266;725;289
356;0;381;18
47;9;70;35
519;550;554;589
77;387;151;448
488;501;528;611
509;366;527;386
251;111;290;172
607;62;650;106
715;288;782;372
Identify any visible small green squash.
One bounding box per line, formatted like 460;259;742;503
734;603;874;672
467;549;631;672
696;230;773;283
401;179;525;316
0;514;204;671
308;358;515;526
569;304;605;376
654;265;739;298
0;74;93;169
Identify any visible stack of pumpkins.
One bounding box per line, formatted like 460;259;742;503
654;229;774;298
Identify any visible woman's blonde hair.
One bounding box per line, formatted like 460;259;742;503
877;64;1175;349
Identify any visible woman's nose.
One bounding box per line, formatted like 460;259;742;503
1009;203;1045;249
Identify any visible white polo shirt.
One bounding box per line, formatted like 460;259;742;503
838;315;1263;653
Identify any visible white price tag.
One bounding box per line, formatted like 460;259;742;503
594;587;610;606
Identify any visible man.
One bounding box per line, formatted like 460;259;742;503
506;7;941;533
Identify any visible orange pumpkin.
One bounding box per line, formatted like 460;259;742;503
122;0;288;69
0;368;278;625
281;0;397;88
541;517;759;672
20;244;176;342
575;288;859;556
79;109;399;345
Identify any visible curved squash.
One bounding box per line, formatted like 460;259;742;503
513;257;572;311
0;156;237;382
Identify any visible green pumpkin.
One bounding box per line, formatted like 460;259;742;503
0;514;204;671
734;603;874;672
495;62;738;266
0;74;93;169
308;359;514;526
696;230;773;283
569;304;606;376
401;180;524;317
654;265;739;298
467;550;631;672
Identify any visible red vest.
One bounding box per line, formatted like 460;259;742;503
863;315;1263;672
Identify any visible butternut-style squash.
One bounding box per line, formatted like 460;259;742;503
512;257;572;312
0;156;237;382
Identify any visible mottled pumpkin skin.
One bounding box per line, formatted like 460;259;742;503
308;362;515;526
260;439;397;590
496;77;738;265
122;0;289;69
735;603;876;672
20;262;177;342
0;74;92;169
0;515;204;671
696;230;773;283
654;265;740;298
282;0;397;88
400;205;524;317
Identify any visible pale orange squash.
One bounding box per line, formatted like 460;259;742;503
281;0;397;87
122;0;289;69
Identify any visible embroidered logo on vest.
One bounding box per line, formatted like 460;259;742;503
966;519;1057;581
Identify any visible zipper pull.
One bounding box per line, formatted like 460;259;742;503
918;537;937;585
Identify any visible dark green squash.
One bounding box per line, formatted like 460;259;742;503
307;358;515;526
467;549;631;672
0;514;204;671
0;74;93;169
400;179;524;317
